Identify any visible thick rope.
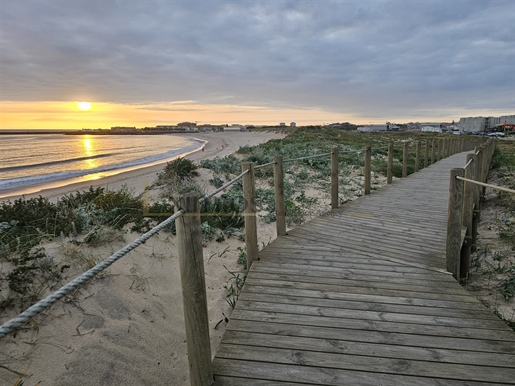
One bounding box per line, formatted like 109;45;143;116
200;169;249;202
0;210;184;339
254;161;276;169
455;176;515;195
283;152;332;163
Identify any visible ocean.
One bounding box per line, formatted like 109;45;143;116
0;134;205;198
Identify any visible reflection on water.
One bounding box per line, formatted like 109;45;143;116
82;136;96;169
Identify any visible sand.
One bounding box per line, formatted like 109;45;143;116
0;131;285;386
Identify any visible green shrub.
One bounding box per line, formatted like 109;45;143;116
200;155;241;175
160;157;199;181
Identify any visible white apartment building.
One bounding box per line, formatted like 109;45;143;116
458;115;515;132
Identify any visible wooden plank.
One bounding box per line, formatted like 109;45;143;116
216;343;515;383
239;290;497;320
251;264;459;286
225;319;515;356
255;261;454;279
213;358;493;386
235;300;509;330
229;309;515;343
242;283;486;311
245;275;481;302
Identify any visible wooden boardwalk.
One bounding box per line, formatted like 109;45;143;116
212;152;515;385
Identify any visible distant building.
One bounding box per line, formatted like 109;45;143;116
500;115;515;125
279;122;286;127
177;122;197;128
459;115;515;133
111;126;137;132
357;124;388;132
421;126;442;133
290;122;296;127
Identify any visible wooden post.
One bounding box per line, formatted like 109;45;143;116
471;152;480;245
442;140;447;158
431;140;435;165
460;154;475;279
446;168;464;280
242;162;258;269
415;141;421;172
439;139;443;160
364;146;371;195
273;156;286;236
331;147;339;209
424;141;429;168
402;142;408;178
175;194;213;386
387;143;393;184
473;146;482;223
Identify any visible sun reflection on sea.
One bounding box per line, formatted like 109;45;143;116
82;136;96;169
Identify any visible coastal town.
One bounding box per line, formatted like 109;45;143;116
75;114;515;136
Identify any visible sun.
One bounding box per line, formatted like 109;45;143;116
77;102;92;111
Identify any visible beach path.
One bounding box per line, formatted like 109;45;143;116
212;152;515;385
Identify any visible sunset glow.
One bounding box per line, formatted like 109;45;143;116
0;100;509;130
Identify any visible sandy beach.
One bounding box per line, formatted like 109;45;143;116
0;130;285;386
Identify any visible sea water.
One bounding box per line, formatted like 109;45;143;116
0;134;204;197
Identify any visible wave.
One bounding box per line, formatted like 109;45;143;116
0;153;115;173
0;142;203;191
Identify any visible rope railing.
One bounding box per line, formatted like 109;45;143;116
456;176;515;195
0;210;184;339
254;161;276;169
283;152;332;163
200;169;249;202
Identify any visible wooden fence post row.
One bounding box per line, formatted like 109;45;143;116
447;138;496;280
175;194;213;386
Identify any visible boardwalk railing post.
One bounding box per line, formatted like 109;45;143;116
446;168;465;280
460;154;475;279
424;141;429;168
402;142;408;178
387;143;393;184
415;141;421;172
175;193;213;386
439;139;443;160
364;146;371;195
331;147;339;209
242;162;258;268
274;155;287;236
431;140;435;165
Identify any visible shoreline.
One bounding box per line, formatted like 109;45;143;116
0;131;283;202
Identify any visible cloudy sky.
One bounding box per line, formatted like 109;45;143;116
0;0;514;128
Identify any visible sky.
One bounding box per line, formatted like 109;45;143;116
0;0;514;129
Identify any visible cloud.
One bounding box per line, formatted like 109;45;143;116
0;0;513;123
